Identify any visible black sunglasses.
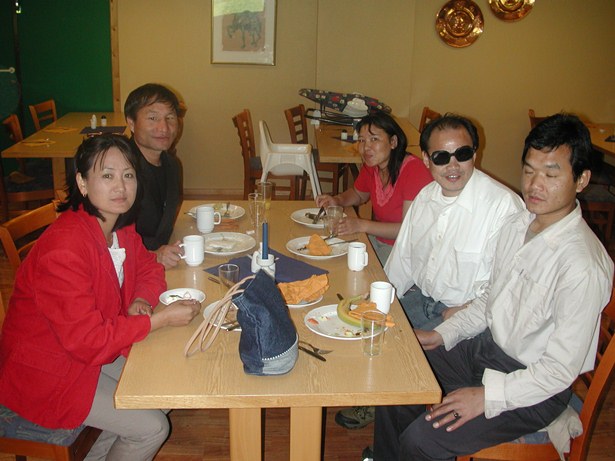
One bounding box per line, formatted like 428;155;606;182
429;146;475;166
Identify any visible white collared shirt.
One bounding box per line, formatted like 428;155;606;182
435;204;614;417
385;169;524;306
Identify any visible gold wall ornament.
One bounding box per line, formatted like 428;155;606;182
488;0;535;22
436;0;484;48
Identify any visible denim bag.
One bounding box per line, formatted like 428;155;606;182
185;271;298;376
233;271;298;375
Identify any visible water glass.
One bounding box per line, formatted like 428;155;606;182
256;180;273;216
361;310;386;357
218;264;240;294
325;205;343;237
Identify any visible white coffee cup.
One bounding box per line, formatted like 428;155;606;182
179;235;204;266
370;281;396;314
196;206;221;233
347;242;369;271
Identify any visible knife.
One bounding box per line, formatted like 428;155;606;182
298;345;326;362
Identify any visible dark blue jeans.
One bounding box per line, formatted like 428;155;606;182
373;329;571;461
400;285;449;330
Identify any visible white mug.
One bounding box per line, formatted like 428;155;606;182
196;206;221;233
370;281;396;314
179;235;204;267
347;242;369;271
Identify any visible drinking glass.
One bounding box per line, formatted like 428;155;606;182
325;205;343;237
256;180;273;216
248;192;266;240
218;264;240;294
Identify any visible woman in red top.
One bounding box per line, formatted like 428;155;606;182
316;111;432;264
0;135;200;460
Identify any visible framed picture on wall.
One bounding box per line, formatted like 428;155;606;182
211;0;277;65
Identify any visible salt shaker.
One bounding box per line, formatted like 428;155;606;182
100;115;107;127
90;114;97;130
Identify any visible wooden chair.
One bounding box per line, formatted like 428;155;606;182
1;115;55;221
284;104;349;199
0;201;58;271
28;99;57;131
529;109;615;247
232;109;301;200
418;106;442;132
457;283;615;461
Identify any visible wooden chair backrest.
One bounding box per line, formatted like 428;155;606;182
0;201;58;271
419;106;442;132
570;285;615;461
28;99;57;131
528;109;548;129
284;104;309;144
2;114;24;142
232;109;256;160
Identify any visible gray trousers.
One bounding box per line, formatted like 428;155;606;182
83;356;170;461
374;329;571;461
400;285;449;330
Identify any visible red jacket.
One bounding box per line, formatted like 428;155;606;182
0;208;166;428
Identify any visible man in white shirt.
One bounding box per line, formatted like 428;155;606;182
372;113;614;460
385;114;524;330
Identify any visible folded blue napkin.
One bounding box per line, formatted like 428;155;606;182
204;248;327;283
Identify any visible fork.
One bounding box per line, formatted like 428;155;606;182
299;340;333;355
223;202;231;218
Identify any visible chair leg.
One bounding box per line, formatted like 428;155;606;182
300;172;308;200
342;164;350;190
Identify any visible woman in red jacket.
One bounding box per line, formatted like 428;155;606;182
0;134;200;460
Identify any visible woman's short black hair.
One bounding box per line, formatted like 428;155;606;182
522;113;592;181
356;111;408;185
57;134;141;231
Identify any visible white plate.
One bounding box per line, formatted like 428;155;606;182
202;301;241;331
204;232;256;256
291;208;326;229
187;203;245;220
287;295;324;309
304;304;363;340
159;288;206;306
290;208;348;229
286;236;349;260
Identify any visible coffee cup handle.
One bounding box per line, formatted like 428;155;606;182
178;243;187;260
363;252;369;267
390;287;396;303
214;212;222;224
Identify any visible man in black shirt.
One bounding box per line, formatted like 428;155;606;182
125;83;183;269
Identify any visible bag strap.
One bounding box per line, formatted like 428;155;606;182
184;275;256;357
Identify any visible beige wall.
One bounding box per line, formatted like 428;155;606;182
118;0;615;195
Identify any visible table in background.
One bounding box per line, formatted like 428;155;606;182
114;200;441;461
587;123;615;159
313;116;422;174
1;112;128;191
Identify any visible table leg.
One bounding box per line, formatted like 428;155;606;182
290;407;322;461
229;408;262;461
51;157;66;191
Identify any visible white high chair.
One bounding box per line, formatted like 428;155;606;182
259;120;322;197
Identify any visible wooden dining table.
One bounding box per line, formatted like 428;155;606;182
114;200;441;461
313;115;422;174
1;112;128;191
586;122;615;159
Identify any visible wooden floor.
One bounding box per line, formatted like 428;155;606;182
0;199;614;460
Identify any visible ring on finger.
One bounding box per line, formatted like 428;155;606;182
453;411;461;419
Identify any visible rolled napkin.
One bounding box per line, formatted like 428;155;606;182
307;234;331;256
347;301;395;327
278;274;329;305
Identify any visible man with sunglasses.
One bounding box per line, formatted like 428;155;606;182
385;114;523;329
371;113;613;461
